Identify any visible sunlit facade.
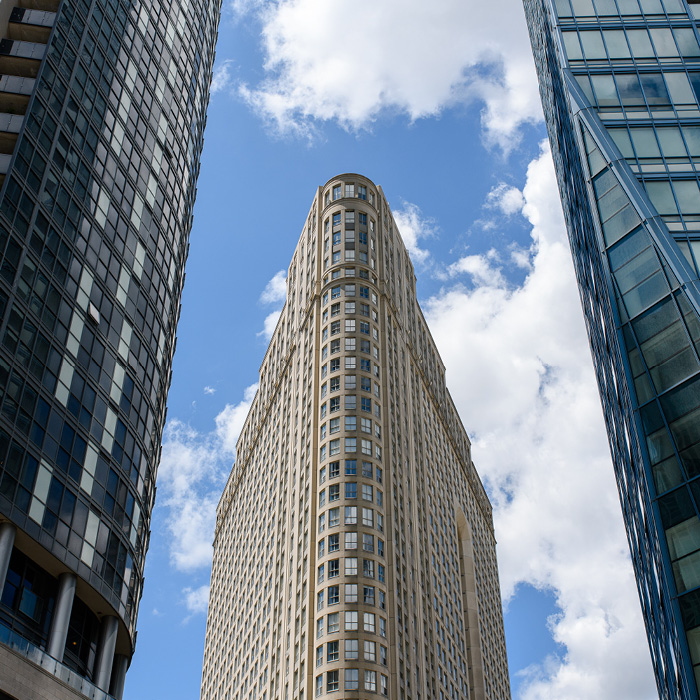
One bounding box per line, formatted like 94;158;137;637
524;0;700;697
201;174;511;700
0;0;220;697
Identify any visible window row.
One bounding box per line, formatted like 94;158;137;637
315;668;388;695
317;610;387;637
320;415;381;439
319;437;382;461
320;374;379;396
317;584;386;611
318;532;385;557
319;507;383;532
317;557;386;582
321;319;378;340
324;285;378;304
316;639;387;665
321;339;380;362
320;459;383;484
324;266;374;284
319;396;379;419
324;182;374;205
318;482;383;506
325;228;372;247
326;211;371;231
324;250;373;268
321;355;379;377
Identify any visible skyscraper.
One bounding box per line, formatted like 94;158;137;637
201;174;511;700
0;0;219;696
523;0;700;697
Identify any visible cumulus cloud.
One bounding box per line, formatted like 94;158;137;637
203;385;216;395
235;0;542;148
486;182;526;216
183;584;211;617
210;59;234;94
392;201;436;266
260;269;287;305
156;383;258;574
423;143;656;699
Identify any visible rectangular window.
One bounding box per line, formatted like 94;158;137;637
345;584;358;603
328;613;340;634
345;437;357;451
345;284;355;296
319;538;326;557
363;612;375;633
345;669;359;690
317;617;324;638
330;418;340;434
329;461;340;478
316;674;323;697
345;319;355;332
345;639;359;660
363;534;374;552
345;459;357;475
345;338;356;351
364;640;376;661
329;508;340;527
345;356;356;369
361;439;372;456
362;508;373;527
345;301;355;314
319;513;326;532
345;611;358;630
345;415;357;431
327;670;339;691
328;585;340;605
318;591;325;610
345;532;357;549
329;533;340;552
357;185;366;200
345;482;357;499
345;506;357;524
345;184;354;198
329;559;340;578
345;557;358;575
362;484;373;501
364;671;377;692
316;645;323;667
318;564;325;583
363;586;375;606
327;640;339;662
363;559;375;578
330;439;340;455
333;185;341;200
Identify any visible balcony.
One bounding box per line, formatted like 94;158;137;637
7;7;54;43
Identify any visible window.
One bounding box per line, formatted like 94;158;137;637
318;539;326;558
330;439;340;456
365;671;377;692
327;670;339;691
361;440;372;456
321;363;327;378
330;358;340;371
361;376;371;391
345;482;357;499
378;564;385;582
318;591;325;610
330;321;340;336
345;416;357;431
329;461;340;478
357;185;367;200
360;286;369;298
316;645;323;666
345;356;356;369
358;212;367;225
361;419;372;435
364;612;376;633
377;539;384;557
364;586;375;606
320;466;326;483
331;286;341;299
329;508;340;527
345;639;359;660
321;403;327;419
328;585;340;604
376;513;384;532
364;640;376;661
345;301;355;314
345;284;355;296
345;611;358;630
333;185;341;200
364;559;375;578
330;339;340;354
330;377;340;391
316;674;323;697
363;534;374;552
362;460;373;477
345;210;355;226
328;613;340;633
320;445;327;462
327;640;339;662
379;591;386;610
377;490;383;506
360;305;370;318
330;397;340;412
379;617;386;637
345;506;357;524
345;184;354;198
345;319;355;333
362;484;373;501
381;674;388;696
376;466;382;484
345;459;357;475
345;338;356;351
345;557;358;575
320;489;327;507
361;397;372;412
329;533;339;552
345;532;357;549
345;583;358;602
318;564;325;583
345;669;359;690
360;340;371;354
345;437;357;452
360;321;370;335
319;513;326;532
362;508;373;527
332;230;341;245
330;418;340;434
317;617;324;638
320;424;327;440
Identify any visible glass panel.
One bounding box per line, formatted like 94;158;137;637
652;455;684;492
661;0;684;13
659;488;696;530
575;74;596;104
674;550;700;592
607;127;635;157
657;127;686;157
571;0;596;15
623;270;670;316
674;181;700;215
562;31;583;61
648;426;677;464
646;181;678;215
689;73;700;104
594;0;618;13
687;626;700;664
617;0;642;14
581;30;607;59
665;72;697;105
675;28;700;58
598;184;629;221
554;0;573;16
639;0;664;12
650;28;679;57
670;408;700;451
603;204;641;245
616;74;645;105
627;29;655;58
604;30;631;58
641;74;671;105
630;127;661;157
592;74;620;106
593;167;617;197
683;126;700;156
615;247;660;295
608;226;650;269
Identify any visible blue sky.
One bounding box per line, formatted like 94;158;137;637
123;1;658;698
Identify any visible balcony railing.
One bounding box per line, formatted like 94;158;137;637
0;623;116;700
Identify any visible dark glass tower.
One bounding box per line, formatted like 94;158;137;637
524;0;700;697
0;0;219;697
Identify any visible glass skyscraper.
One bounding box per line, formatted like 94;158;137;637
523;0;700;697
0;0;219;697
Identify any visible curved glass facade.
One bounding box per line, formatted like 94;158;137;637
0;0;220;694
524;0;700;697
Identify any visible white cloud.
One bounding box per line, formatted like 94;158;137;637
211;59;234;94
235;0;542;148
486;182;526;216
260;269;287;305
257;309;282;341
203;385;216;395
183;584;210;616
423;143;656;699
392;201;436;266
156;383;258;574
447;249;506;287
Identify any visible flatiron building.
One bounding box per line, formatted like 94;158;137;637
0;0;220;696
201;174;511;700
524;0;700;696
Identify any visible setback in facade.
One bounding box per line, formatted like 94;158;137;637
524;0;700;697
201;174;511;700
0;0;220;696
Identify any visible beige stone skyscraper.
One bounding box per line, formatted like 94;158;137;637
201;174;511;700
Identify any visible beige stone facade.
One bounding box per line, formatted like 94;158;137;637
201;174;511;700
